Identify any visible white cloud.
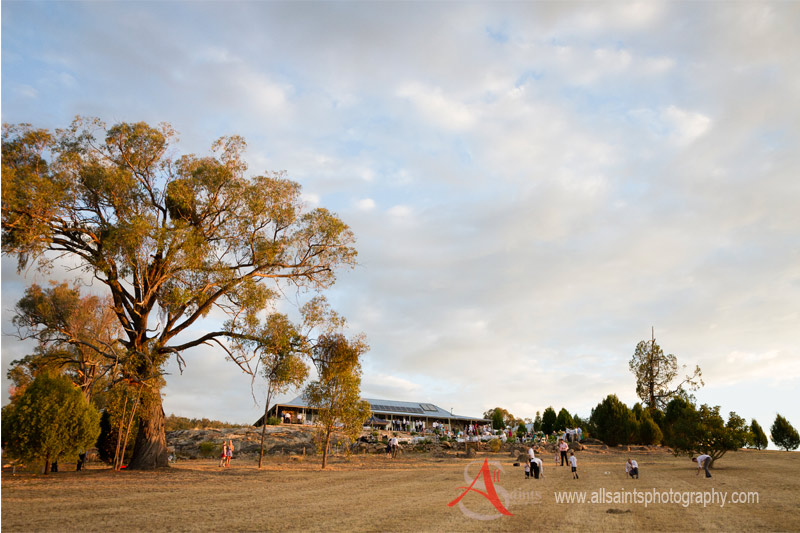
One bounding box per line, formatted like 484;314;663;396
356;198;376;211
301;192;320;206
663;105;712;145
397;82;476;131
387;205;412;218
2;1;799;434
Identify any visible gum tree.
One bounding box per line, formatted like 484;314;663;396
629;329;703;410
8;282;122;403
2;119;357;469
304;333;370;469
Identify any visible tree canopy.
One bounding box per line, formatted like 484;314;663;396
770;414;800;451
541;406;557;435
628;330;703;410
661;398;750;467
8;282;122;404
2;119;358;469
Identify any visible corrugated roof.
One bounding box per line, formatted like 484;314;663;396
274;395;486;421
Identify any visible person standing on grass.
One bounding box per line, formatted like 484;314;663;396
559;439;569;466
226;440;234;467
626;458;639;479
528;444;536;476
569;451;579;479
219;441;228;467
389;436;399;458
693;454;712;478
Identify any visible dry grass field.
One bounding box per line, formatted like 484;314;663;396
2;447;799;532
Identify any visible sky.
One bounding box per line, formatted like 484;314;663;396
2;2;799;443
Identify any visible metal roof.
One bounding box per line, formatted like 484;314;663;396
274;395;487;422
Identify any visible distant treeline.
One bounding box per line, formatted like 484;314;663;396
165;414;247;431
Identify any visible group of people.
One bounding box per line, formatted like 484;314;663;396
281;411;305;424
218;440;234;467
524;444;578;479
391;418;424;432
523;449;710;481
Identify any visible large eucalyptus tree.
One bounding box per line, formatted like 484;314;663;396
2;118;357;468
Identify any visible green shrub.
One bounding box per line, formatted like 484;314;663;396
266;416;281;426
198;441;218;458
1;373;100;473
487;438;501;453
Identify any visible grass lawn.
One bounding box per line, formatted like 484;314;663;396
2;447;798;531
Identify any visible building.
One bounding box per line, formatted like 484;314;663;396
257;395;488;431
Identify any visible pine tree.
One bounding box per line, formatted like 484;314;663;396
750;419;768;450
770;414;800;451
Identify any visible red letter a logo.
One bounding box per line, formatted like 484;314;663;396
448;458;513;516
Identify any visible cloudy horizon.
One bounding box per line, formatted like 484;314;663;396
2;2;799;441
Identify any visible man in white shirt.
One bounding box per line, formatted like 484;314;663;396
389;436;399;458
693;454;712;478
626;458;639;479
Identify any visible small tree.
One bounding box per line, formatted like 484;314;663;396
662;399;750;467
750;419;768;450
629;329;703;410
555;408;574;431
770;414;800;451
533;411;542;432
250;313;309;468
541;407;557;435
483;407;517;430
1;373;100;473
589;394;636;446
304;334;370;469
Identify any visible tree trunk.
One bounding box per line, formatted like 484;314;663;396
44;452;50;475
127;394;169;470
258;391;273;469
322;427;332;469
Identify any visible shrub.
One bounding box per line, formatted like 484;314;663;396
638;417;663;445
1;373;100;473
198;441;218;458
266;416;281;426
487;438;501;453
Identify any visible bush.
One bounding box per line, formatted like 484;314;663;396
1;373;100;473
487;438;501;453
638;417;663;445
198;441;218;458
266;416;281;426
